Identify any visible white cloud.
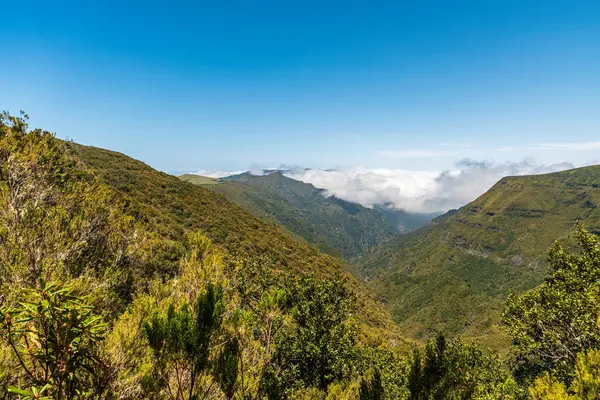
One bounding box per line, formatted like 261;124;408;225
191;160;577;214
193;169;245;178
286;167;439;212
284;160;575;214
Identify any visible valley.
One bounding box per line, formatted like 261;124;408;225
4;2;599;396
360;166;600;350
181;165;600;354
181;171;432;262
2;116;600;398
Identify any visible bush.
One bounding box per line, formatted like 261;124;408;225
0;280;107;398
503;228;600;382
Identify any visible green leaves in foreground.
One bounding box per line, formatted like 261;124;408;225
7;385;53;400
359;368;384;400
407;334;520;399
503;228;600;383
261;276;359;398
529;349;600;399
0;280;107;399
143;283;240;400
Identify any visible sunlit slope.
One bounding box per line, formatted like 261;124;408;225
179;173;219;185
68;144;404;342
360;165;600;350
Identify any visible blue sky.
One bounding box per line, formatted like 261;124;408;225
1;0;599;173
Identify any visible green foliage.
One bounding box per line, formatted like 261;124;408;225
571;349;600;398
406;334;520;399
261;276;359;398
7;385;54;400
0;111;149;320
503;228;600;382
215;338;240;399
360;166;600;350
528;373;572;400
101;287;161;399
13;111;598;399
0;343;20;395
0;280;107;398
143;283;225;400
359;348;410;399
359;369;384;400
70;142;402;340
529;349;600;399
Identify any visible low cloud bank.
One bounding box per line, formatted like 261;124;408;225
283;160;574;214
194;169;246;178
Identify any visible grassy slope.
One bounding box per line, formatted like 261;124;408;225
68;144;404;344
179;173;219;185
360;165;600;352
181;171;402;262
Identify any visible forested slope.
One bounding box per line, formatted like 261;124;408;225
68;143;401;339
181;171;417;261
360;165;600;350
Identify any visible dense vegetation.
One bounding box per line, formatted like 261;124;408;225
67;142;399;340
181;172;432;262
360;166;600;351
3;112;600;398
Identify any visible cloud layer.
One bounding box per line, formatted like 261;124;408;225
283;160;574;213
194;169;246;178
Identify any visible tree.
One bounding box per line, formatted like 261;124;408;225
215;337;239;399
143;283;226;400
223;257;289;399
261;276;359;398
359;368;384;400
406;334;519;399
360;347;410;400
503;228;600;382
0;280;107;398
0;111;139;319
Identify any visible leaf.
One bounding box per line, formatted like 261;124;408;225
8;386;33;396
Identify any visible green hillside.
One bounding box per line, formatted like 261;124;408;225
178;173;219;185
181;171;431;261
6;114;600;398
359;165;600;351
3;114;420;398
67;144;402;341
